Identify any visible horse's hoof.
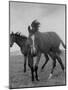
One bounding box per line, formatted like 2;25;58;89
36;77;40;81
48;73;52;80
36;79;40;81
32;79;34;81
24;70;26;73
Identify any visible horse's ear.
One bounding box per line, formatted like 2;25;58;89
11;31;14;35
20;32;21;35
28;26;31;32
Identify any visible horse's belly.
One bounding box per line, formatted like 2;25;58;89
38;42;50;53
21;47;27;55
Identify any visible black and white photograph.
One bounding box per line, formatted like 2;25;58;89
9;1;66;89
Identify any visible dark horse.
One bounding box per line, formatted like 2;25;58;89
10;32;42;81
10;32;53;81
10;32;29;72
10;32;37;81
28;20;66;81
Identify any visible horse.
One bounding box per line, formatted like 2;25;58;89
28;20;66;81
10;32;51;81
10;32;32;73
10;32;37;81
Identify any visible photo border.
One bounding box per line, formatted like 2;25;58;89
9;1;67;89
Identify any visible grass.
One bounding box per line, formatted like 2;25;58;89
9;50;66;89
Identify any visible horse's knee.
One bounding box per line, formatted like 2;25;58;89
56;54;64;70
45;54;49;60
28;55;33;68
28;60;34;71
54;60;56;66
28;63;32;69
35;65;38;71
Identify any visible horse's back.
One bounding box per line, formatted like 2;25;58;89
35;32;51;52
35;31;61;53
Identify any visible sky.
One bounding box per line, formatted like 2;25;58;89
10;2;66;52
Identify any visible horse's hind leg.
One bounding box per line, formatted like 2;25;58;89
48;52;56;79
41;54;49;70
56;53;64;71
24;55;27;72
49;59;56;79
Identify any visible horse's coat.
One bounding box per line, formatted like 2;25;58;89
10;32;30;72
32;31;65;53
10;32;47;81
28;20;65;81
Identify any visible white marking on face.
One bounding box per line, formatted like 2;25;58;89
30;25;32;30
48;73;52;79
31;35;36;53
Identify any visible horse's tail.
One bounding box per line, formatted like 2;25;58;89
56;48;62;55
54;32;66;49
61;40;66;49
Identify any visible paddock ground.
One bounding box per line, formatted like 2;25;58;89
9;50;66;89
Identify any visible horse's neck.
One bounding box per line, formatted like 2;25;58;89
35;31;40;38
15;37;26;48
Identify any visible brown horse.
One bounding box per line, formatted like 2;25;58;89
10;32;51;81
10;32;36;81
10;32;30;72
28;20;66;81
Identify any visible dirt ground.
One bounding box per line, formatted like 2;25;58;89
9;51;66;89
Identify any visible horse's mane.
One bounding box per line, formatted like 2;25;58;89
31;19;40;32
15;32;27;40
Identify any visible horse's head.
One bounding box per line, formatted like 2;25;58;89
28;20;40;36
10;32;15;47
28;20;40;55
28;25;35;37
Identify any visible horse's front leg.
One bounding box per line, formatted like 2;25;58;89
28;54;34;81
35;53;41;81
24;55;27;73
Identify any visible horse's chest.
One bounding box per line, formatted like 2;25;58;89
21;45;27;55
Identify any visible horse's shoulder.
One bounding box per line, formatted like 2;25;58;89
25;38;31;46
